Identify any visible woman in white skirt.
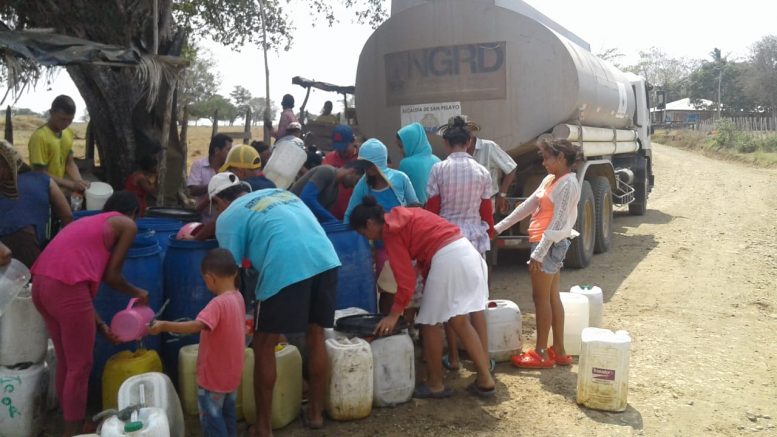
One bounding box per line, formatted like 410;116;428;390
350;196;496;398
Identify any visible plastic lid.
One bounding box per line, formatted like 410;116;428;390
124;421;143;432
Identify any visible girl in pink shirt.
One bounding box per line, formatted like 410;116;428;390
495;139;582;369
31;191;149;436
149;248;245;437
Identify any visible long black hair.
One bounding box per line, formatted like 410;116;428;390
349;195;385;230
103;190;140;216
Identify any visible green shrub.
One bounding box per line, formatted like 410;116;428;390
761;135;777;153
712;120;738;149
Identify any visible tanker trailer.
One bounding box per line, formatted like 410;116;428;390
355;0;654;268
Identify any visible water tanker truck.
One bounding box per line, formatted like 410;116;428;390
355;0;655;268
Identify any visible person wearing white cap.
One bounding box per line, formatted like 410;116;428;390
208;173;341;433
273;121;305;151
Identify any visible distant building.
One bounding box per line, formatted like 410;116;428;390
652;98;715;124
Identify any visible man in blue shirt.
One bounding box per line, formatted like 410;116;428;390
209;172;340;433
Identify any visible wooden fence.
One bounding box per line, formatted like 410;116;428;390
696;116;777;132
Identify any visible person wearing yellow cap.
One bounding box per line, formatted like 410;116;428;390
220;144;276;191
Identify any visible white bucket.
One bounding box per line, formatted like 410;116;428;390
0;363;48;437
263;141;307;189
85;181;114;210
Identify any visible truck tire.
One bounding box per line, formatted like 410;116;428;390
565;180;594;269
591;176;613;254
628;157;648;216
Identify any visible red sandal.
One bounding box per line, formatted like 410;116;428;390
548;346;573;366
511;349;554;369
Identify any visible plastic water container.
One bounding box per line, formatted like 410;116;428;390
102;350;163;410
243;344;303;429
263;140;307;189
117;372;184;437
322;222;377;312
0;284;47;366
371;333;414;407
136;218;183;259
577;328;631;412
571;285;604;328
92;242;163;400
0;363;47;437
45;340;58;411
485;299;523;362
111;298;156;343
85;181;114;210
0;259;30;318
550;292;590;356
325;307;370;341
71;209;101;220
177;344;199;416
161;238;218;385
100;407;170;436
325;337;373;421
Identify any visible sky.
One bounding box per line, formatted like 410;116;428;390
5;0;776;120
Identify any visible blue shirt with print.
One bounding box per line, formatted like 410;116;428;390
216;189;341;301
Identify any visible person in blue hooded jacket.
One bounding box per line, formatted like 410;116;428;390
344;138;419;313
397;122;440;205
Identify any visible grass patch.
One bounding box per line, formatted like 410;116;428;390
654;122;777;168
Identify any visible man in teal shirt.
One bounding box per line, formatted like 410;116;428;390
209;172;340;433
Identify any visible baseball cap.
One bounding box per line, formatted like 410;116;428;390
287;121;302;132
219;144;262;172
208;172;251;201
0;140;21;199
435;114;481;136
331;124;355;151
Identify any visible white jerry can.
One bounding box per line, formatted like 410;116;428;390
576;328;631;412
117;372;184;437
550;292;590;356
570;285;604;328
100;407;170;436
0;363;47;437
325;337;373;420
371;333;414;407
485;299;522;362
177;344;199;416
0;285;48;366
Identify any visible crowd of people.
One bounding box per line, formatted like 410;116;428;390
0;93;583;437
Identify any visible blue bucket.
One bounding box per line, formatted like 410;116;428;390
90;241;164;399
72;210;101;220
161;236;219;385
322;222;376;313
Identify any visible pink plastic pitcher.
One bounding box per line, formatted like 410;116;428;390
110;298;155;342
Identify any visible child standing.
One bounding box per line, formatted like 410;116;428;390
494;138;581;368
149;248;245;436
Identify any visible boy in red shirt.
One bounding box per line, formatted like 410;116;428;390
149;248;245;436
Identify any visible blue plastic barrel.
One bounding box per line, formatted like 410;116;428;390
137;218;183;258
90;241;164;400
161;236;219;385
133;229;158;248
72;210;101;220
322;222;376;312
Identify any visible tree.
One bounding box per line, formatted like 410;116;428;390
11;107;40;117
744;35;777;113
247;97;277;126
230;85;252;114
189;94;236;123
596;47;625;70
0;0;387;199
687;48;756;113
179;45;220;116
625;47;697;103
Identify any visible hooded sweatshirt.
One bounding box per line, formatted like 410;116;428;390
397;123;440;204
344;139;419;223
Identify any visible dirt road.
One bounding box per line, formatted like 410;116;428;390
285;143;777;437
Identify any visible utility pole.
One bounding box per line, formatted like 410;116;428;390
258;0;272;144
717;69;722;120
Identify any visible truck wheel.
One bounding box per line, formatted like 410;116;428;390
591;176;613;254
565;180;594;269
628;178;648;216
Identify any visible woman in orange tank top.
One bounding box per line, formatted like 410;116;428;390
495;138;581;369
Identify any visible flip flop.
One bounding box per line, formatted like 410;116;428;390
511;349;555;369
467;382;496;399
442;354;460;371
299;407;324;430
489;358;496;374
413;384;453;399
548;346;573;366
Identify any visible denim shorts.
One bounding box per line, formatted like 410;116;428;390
530;239;571;274
197;387;237;437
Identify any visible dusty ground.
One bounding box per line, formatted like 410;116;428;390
37;142;777;436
